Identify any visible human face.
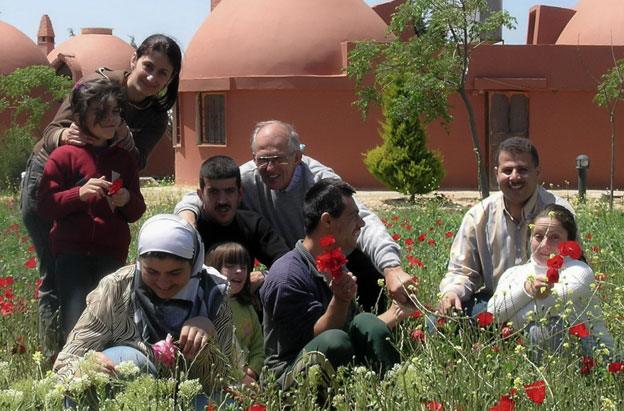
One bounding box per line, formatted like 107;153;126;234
496;151;540;209
84;99;122;145
127;50;174;102
530;216;569;266
221;264;248;297
140;256;192;300
252;124;302;190
197;177;242;225
329;195;365;252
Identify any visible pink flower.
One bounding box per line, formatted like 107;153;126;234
152;334;178;368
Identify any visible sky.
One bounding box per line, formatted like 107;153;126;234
1;0;579;52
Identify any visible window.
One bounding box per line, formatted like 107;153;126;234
198;93;226;145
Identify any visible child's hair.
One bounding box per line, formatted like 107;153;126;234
206;242;253;304
532;204;577;241
135;34;182;111
70;78;125;132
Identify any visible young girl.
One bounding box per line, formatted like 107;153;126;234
207;242;265;385
488;204;615;359
37;78;146;341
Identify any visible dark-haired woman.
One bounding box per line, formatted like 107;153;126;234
20;34;182;357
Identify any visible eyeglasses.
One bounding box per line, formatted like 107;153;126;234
254;155;291;169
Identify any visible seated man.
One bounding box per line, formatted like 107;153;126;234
261;179;402;388
437;137;574;316
176;120;414;311
191;155;289;270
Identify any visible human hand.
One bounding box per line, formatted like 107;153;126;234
79;176;111;201
524;274;553;299
61;122;100;146
179;316;217;359
110;187;130;207
249;270;265;295
438;291;463;314
112;121;135;151
178;210;198;227
241;367;258;385
330;271;357;303
91;352;116;376
384;266;417;306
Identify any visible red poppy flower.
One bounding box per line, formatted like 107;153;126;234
608;362;624;373
426;401;443;410
107;178;124;196
5;223;19;234
316;242;348;280
27;244;35;254
524;380;546;404
319;235;336;248
489;394;515;411
595;272;607;282
436;317;447;327
410;329;426;343
391;215;399;222
405;238;414;246
435;219;443;226
501;326;513;339
409;309;423;319
403;224;413;231
569;323;590;338
24;257;37;269
407;255;425;268
206;404;216;411
0;276;14;288
491;344;501;353
428;239;436;246
476;311;494;327
417;233;427;242
445;231;454;238
547;255;564;270
392;233;401;241
247;404;266;411
580;356;596;375
546;268;559;285
1;301;14;316
584;232;592;240
4;288;14;300
591;246;600;253
558;241;581;260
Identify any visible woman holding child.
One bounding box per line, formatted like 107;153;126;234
20;34;182;355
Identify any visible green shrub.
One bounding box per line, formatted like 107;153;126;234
0;65;71;190
364;83;444;201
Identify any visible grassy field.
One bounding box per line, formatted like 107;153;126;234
0;187;622;410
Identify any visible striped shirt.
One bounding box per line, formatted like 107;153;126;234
439;187;574;301
54;265;235;391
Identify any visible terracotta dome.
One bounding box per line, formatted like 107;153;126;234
0;21;48;75
182;0;390;81
557;0;624;45
48;28;134;81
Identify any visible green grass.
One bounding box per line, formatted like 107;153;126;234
0;189;622;410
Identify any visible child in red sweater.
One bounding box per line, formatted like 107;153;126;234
38;79;146;340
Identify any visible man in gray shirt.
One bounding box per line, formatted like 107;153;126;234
176;120;415;310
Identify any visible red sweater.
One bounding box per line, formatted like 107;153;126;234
38;144;146;262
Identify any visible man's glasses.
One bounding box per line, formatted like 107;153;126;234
254;155;291;169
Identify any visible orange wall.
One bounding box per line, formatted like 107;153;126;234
175;89;383;188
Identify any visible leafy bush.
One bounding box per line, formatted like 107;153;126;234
0;65;71;190
364;82;444;200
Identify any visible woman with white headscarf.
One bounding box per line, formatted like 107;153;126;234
54;214;234;395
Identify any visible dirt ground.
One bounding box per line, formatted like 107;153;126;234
141;181;623;211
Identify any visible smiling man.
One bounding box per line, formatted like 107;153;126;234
437;137;575;315
177;120;415;311
192;156;289;269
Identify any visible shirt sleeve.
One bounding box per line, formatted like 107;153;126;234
487;266;533;326
439;210;484;301
37;151;87;221
174;191;202;217
246;307;266;376
251;214;290;267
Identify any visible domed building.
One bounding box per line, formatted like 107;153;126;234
175;0;392;187
0;20;48;75
556;0;624;45
47;27;133;82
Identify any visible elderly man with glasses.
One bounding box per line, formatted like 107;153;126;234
176;120;415;311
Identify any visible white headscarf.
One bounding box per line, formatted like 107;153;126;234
136;214;206;300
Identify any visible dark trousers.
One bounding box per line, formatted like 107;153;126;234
20;154;59;356
54;254;122;339
346;248;386;313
